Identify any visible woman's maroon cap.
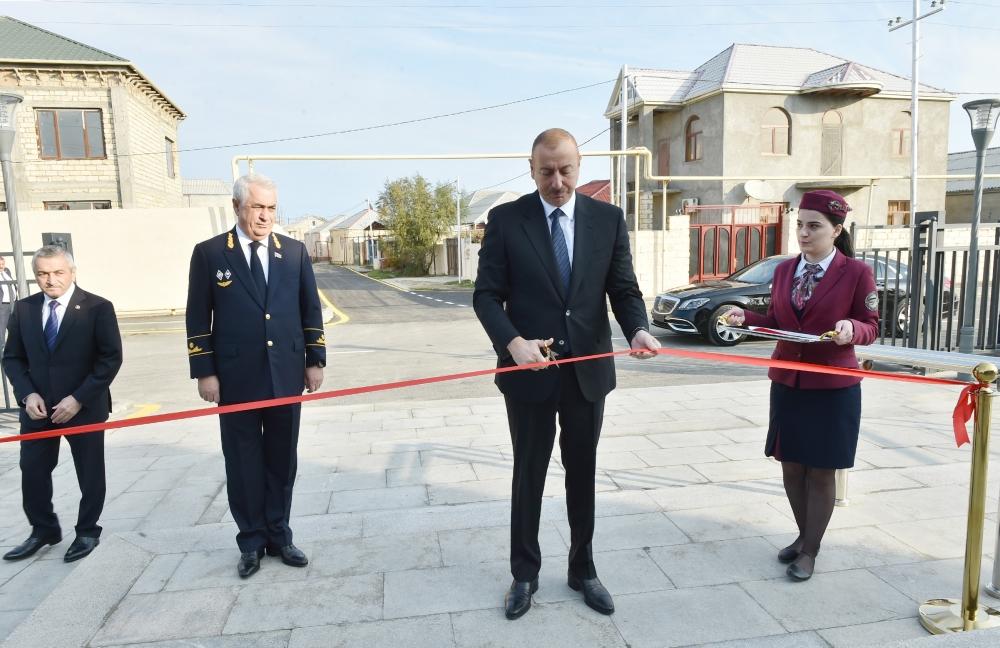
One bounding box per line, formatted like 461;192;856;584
799;189;851;224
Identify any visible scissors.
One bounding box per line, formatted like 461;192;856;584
541;343;559;365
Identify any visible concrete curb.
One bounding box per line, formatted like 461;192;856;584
1;535;152;648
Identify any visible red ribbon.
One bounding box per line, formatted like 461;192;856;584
952;384;979;447
0;347;979;446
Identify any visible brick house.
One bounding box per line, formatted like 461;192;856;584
0;16;185;212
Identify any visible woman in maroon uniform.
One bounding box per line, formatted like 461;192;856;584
724;190;879;581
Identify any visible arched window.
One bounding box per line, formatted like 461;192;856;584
685;116;702;162
761;108;791;155
891;111;911;158
821;110;843;176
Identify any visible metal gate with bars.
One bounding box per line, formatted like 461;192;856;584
688;204;784;281
852;215;1000;352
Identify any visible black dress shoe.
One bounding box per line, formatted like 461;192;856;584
265;544;308;567
568;572;615;615
3;533;61;561
787;553;815;581
777;544;800;564
238;548;264;578
64;536;99;563
504;578;538;620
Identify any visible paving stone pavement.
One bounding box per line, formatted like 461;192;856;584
1;378;1000;646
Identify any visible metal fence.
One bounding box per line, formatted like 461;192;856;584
852;217;1000;353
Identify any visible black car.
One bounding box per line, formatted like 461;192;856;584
650;254;956;346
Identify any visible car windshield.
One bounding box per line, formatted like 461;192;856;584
860;256;909;283
728;257;788;284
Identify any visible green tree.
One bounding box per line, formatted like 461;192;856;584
377;174;457;275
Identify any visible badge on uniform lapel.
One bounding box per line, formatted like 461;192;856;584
865;291;879;311
216;269;233;288
227;232;234;249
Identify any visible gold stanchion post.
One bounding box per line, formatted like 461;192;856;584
919;362;1000;634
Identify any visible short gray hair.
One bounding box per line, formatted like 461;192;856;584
233;173;277;208
32;245;75;272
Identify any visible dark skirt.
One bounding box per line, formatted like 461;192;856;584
766;382;862;469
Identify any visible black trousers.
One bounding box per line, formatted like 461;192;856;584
20;429;106;538
220;403;300;552
504;363;605;582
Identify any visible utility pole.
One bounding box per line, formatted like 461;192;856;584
888;0;945;228
455;177;462;281
619;65;629;213
889;0;944;347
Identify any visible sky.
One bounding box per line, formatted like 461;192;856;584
4;0;1000;220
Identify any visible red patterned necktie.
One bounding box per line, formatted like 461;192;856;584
791;263;822;310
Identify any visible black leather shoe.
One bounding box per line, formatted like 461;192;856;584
568;571;615;615
238;548;264;578
504;578;539;620
64;536;99;563
265;544;308;567
3;533;61;561
777;544;800;564
787;553;815;581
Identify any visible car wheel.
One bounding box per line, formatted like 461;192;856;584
706;305;745;347
893;298;909;337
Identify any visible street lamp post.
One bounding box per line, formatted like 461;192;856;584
0;93;28;298
958;98;1000;356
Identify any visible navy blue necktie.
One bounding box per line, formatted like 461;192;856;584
549;208;571;295
44;300;59;351
249;240;267;301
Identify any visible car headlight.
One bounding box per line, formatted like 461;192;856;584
679;298;710;309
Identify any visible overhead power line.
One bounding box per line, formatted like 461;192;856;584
29;18;884;30
22;0;920;7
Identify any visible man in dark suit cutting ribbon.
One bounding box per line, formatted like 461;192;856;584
474;128;660;619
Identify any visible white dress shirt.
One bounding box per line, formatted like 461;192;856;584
539;193;576;266
0;269;13;303
235;226;270;282
794;248;837;280
41;283;75;333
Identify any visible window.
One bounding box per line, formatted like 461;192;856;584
685;116;702;162
820;110;843;176
887;200;910;226
657;138;670;176
165;137;176;178
891;111;911;158
761;108;791;155
36;109;106;160
43;200;113;210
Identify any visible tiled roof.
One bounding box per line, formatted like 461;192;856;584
182;178;231;196
0;16;125;62
465;190;519;225
947;148;1000;194
577;180;612;203
606;44;953;116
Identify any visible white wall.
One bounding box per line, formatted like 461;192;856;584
0;206;235;313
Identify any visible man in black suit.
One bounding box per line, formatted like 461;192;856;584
186;173;326;578
0;255;19;345
474;129;660;619
2;245;122;563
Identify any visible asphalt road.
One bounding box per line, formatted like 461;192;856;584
0;264;785;424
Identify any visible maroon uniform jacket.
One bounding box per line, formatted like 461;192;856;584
743;252;879;390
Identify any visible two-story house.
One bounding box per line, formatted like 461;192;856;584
0;16;185;212
606;44;954;281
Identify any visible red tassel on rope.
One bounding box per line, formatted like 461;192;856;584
953;384;978;447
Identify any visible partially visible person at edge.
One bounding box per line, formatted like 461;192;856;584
723;189;879;581
185;173;326;579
